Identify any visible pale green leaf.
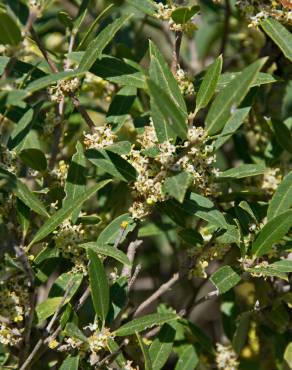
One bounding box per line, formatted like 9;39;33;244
59;355;79;370
79;15;132;72
267;171;292;220
115;313;178;336
206;58;266;135
80;242;130;265
252;210;292;257
195;55;222;114
210;266;241;294
88;249;110;322
163;172;192;203
218;164;266;179
175;344;198;370
28;180;111;247
261;18;292;61
136;332;153;370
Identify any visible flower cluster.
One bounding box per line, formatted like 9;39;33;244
0;144;16;173
128;123;218;219
156;3;198;35
0;323;22;347
43;110;61;135
48;75;80;103
51;160;69;186
236;0;292;27
175;69;195;96
215;343;239;370
84;124;116;150
82;74;115;102
87;327;115;353
53;220;87;274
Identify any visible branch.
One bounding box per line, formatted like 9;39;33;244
95;339;129;368
133;273;179;318
220;0;231;56
122;240;143;278
171;31;183;73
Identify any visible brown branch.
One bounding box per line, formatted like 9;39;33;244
171;31;183;73
133;273;179;318
220;0;231;57
95;339;129;368
121;240;143;278
69;93;95;129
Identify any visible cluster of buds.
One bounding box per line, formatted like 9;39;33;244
0;323;22;347
261;168;282;194
87;327;115;353
215;343;239;370
84;124;117;150
175;69;195;96
51;160;69;186
128;123;218;220
53;220;87;274
48;75;80;103
43;110;62;135
0;270;29;324
155;3;198;35
82;74;115;102
236;0;292;27
0;144;16;173
189;243;231;278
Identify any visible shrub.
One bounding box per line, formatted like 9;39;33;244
0;0;291;369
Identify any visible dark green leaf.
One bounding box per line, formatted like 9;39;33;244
80;242;130;265
136;332;153;370
163;172;192;203
19;148;47;171
0;11;21;45
210;266;241;294
59;355;79;370
149;324;175;370
267;171;292;220
175;344;198;370
171;6;199;24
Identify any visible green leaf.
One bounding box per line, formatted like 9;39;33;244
136;332;153;370
88;249;110;322
171;6;199;24
178;229;204;246
149;41;187;116
149;324;175;370
214;107;251;150
210;266;241;294
270;260;292;272
261;18;292;62
217;72;279;91
218;164;266;179
77;4;114;50
107;338;127;368
206;58;266;135
80;242;130;265
148;79;187;141
195;55;222;114
232;312;250;354
65;323;87;342
0;55;9;75
8;109;34;151
25;70;84;94
252;210;292;257
115;313;178;336
63;142;86;223
19;148;47;172
163;172;192;203
0;168;49;218
79;15;132;72
106;86;137;130
59;355;79;370
267;171;292;220
36;273;82;323
271;119;292;153
28;180;111;247
126;0;157;16
175;344;198;370
86;149;137;181
58;11;73;29
105;141;132;155
0;11;21;45
246;266;288;281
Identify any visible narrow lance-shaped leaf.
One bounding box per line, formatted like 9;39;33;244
252;209;292;257
59;355;79;370
136;332;153;370
115;313;178;336
261;18;292;62
267;171;292;220
147;79;187;140
195;55;222;114
126;0;157;16
88;249;110;323
175;344;198;370
163;172;192;203
0;11;22;46
28;179;111;247
149;324;176;370
218;164;266;179
80;242;131;266
79;15;132;72
63;142;86;223
206;58;267;135
210;265;241;294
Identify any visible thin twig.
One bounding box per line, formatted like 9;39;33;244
133;273;179;317
128;264;142;291
69;93;95;129
96;339;128;368
122;240;143;278
171;31;182;73
193;289;219;307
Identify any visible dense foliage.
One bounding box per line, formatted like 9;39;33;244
0;0;292;369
